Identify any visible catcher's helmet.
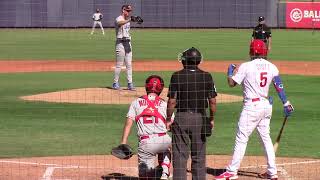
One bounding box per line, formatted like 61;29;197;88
250;39;268;57
178;47;202;66
145;75;164;95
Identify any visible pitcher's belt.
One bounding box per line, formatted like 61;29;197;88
117;38;131;42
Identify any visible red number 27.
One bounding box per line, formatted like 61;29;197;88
260;72;268;87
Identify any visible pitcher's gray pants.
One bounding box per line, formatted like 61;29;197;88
114;39;133;84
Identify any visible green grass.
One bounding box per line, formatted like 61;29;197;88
0;28;319;159
0;72;319;158
0;28;320;61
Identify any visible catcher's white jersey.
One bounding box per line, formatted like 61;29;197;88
92;13;103;21
115;15;131;39
232;58;279;102
127;95;170;137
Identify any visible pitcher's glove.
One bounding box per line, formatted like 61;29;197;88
111;144;134;160
131;16;143;24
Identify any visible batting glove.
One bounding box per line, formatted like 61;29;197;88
284;101;294;117
227;64;236;77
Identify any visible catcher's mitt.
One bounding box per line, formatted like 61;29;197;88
111;144;134;160
131;16;143;24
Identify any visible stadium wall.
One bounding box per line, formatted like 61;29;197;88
0;0;282;28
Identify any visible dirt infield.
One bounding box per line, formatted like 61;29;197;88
0;60;320;76
1;60;319;179
1;155;319;180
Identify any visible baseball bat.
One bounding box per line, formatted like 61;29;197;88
273;116;288;153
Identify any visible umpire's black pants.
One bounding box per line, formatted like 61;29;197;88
171;112;206;180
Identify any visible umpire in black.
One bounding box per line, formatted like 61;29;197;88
166;47;217;180
252;16;272;51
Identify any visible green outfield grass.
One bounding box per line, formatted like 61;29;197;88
0;28;319;61
0;72;319;158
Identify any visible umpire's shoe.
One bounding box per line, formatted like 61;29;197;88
112;82;120;90
128;83;136;91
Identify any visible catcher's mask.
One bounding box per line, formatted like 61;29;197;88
250;39;267;58
178;47;202;66
145;75;164;95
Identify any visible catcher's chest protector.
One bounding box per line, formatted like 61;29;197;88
135;95;165;123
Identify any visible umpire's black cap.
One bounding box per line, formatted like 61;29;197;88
258;16;265;22
179;47;202;66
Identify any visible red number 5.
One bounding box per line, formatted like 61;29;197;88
260;72;267;87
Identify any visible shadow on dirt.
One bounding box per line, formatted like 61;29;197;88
101;173;139;180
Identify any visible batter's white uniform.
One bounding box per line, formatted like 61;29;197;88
114;15;133;85
127;95;172;177
90;12;104;35
227;58;279;176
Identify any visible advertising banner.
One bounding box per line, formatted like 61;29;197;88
286;2;320;28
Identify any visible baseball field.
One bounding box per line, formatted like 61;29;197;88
0;28;319;179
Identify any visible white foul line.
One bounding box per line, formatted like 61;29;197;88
1;159;139;180
240;159;320;169
0;160;87;168
240;159;320;180
0;160;59;167
41;167;55;180
278;166;294;180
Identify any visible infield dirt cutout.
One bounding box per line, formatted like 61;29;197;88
1;60;319;180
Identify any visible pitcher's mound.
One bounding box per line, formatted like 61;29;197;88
20;87;242;104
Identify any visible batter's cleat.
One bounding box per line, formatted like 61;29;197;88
160;172;170;180
215;171;238;180
112;82;120;90
127;83;136;91
258;172;278;180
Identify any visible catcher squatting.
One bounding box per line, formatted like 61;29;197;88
113;75;173;179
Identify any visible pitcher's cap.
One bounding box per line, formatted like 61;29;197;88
122;5;132;12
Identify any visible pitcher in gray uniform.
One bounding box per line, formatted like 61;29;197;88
112;5;136;90
121;75;173;179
